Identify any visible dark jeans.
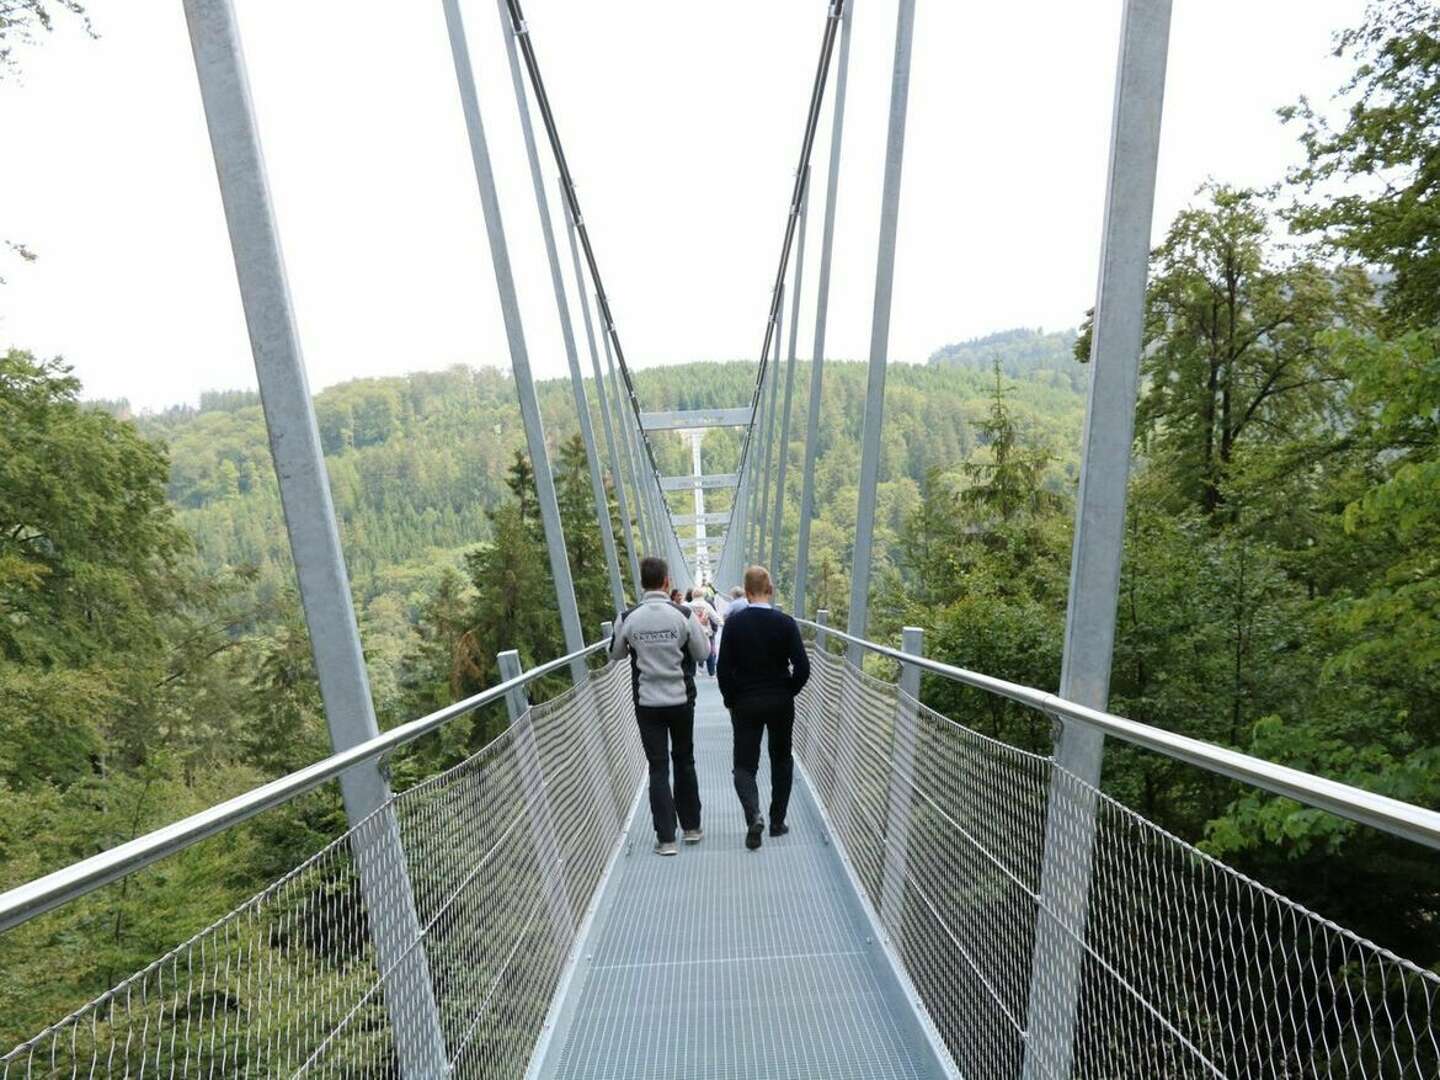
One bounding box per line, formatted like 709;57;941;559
705;647;717;677
636;704;701;843
730;699;794;827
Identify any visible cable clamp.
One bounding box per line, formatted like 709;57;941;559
514;19;530;36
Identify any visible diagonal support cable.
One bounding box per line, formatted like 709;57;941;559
718;0;848;580
499;0;689;571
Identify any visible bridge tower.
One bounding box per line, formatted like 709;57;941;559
679;428;711;584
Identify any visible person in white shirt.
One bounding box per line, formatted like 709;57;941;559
685;588;722;677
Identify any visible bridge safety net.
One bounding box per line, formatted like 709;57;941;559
795;640;1440;1080
0;660;641;1080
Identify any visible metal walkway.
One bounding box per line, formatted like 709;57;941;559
535;677;947;1080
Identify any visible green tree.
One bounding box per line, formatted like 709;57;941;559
960;360;1058;522
555;434;612;632
1284;0;1440;331
1096;187;1373;516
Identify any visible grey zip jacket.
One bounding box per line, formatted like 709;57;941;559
610;591;711;708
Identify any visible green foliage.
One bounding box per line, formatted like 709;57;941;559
960;361;1062;523
928;326;1085;392
0;0;90;77
1284;0;1440;331
1088;186;1375;516
1329;328;1440;674
0;354;343;1045
1;352;186;667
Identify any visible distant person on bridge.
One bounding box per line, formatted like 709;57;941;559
716;566;810;850
724;585;748;618
686;587;722;678
611;556;712;856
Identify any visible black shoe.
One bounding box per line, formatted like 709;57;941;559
769;822;789;838
746;817;765;851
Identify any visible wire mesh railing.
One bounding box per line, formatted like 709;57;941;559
795;639;1440;1079
0;659;641;1079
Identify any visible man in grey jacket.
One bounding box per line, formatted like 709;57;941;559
610;556;712;855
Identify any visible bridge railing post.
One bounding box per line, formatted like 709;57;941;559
800;609;833;805
181;2;446;1071
814;608;859;843
498;649;576;942
580;636;625;833
880;627;923;933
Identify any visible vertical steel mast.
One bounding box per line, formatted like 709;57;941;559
771;166;811;583
500;0;687;574
181;0;446;1071
495;0;626;615
845;0;918;662
793;0;855;620
441;0;588;684
718;0;848;583
1021;2;1174;1076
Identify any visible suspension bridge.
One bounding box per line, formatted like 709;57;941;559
3;0;1439;1077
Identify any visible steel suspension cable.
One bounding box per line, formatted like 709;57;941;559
499;0;687;555
721;0;848;576
501;0;845;579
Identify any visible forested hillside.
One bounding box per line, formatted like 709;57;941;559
928;326;1084;390
133;355;1086;619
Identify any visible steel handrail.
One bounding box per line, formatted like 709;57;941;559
798;618;1440;852
0;639;611;933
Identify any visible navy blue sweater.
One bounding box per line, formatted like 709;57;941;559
716;605;811;710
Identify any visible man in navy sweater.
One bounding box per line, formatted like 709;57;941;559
716;565;811;850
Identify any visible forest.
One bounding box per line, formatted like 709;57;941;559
2;0;1438;1065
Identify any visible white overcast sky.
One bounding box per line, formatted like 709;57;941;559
1;0;1362;411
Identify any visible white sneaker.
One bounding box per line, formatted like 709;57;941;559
683;828;704;844
654;840;679;856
